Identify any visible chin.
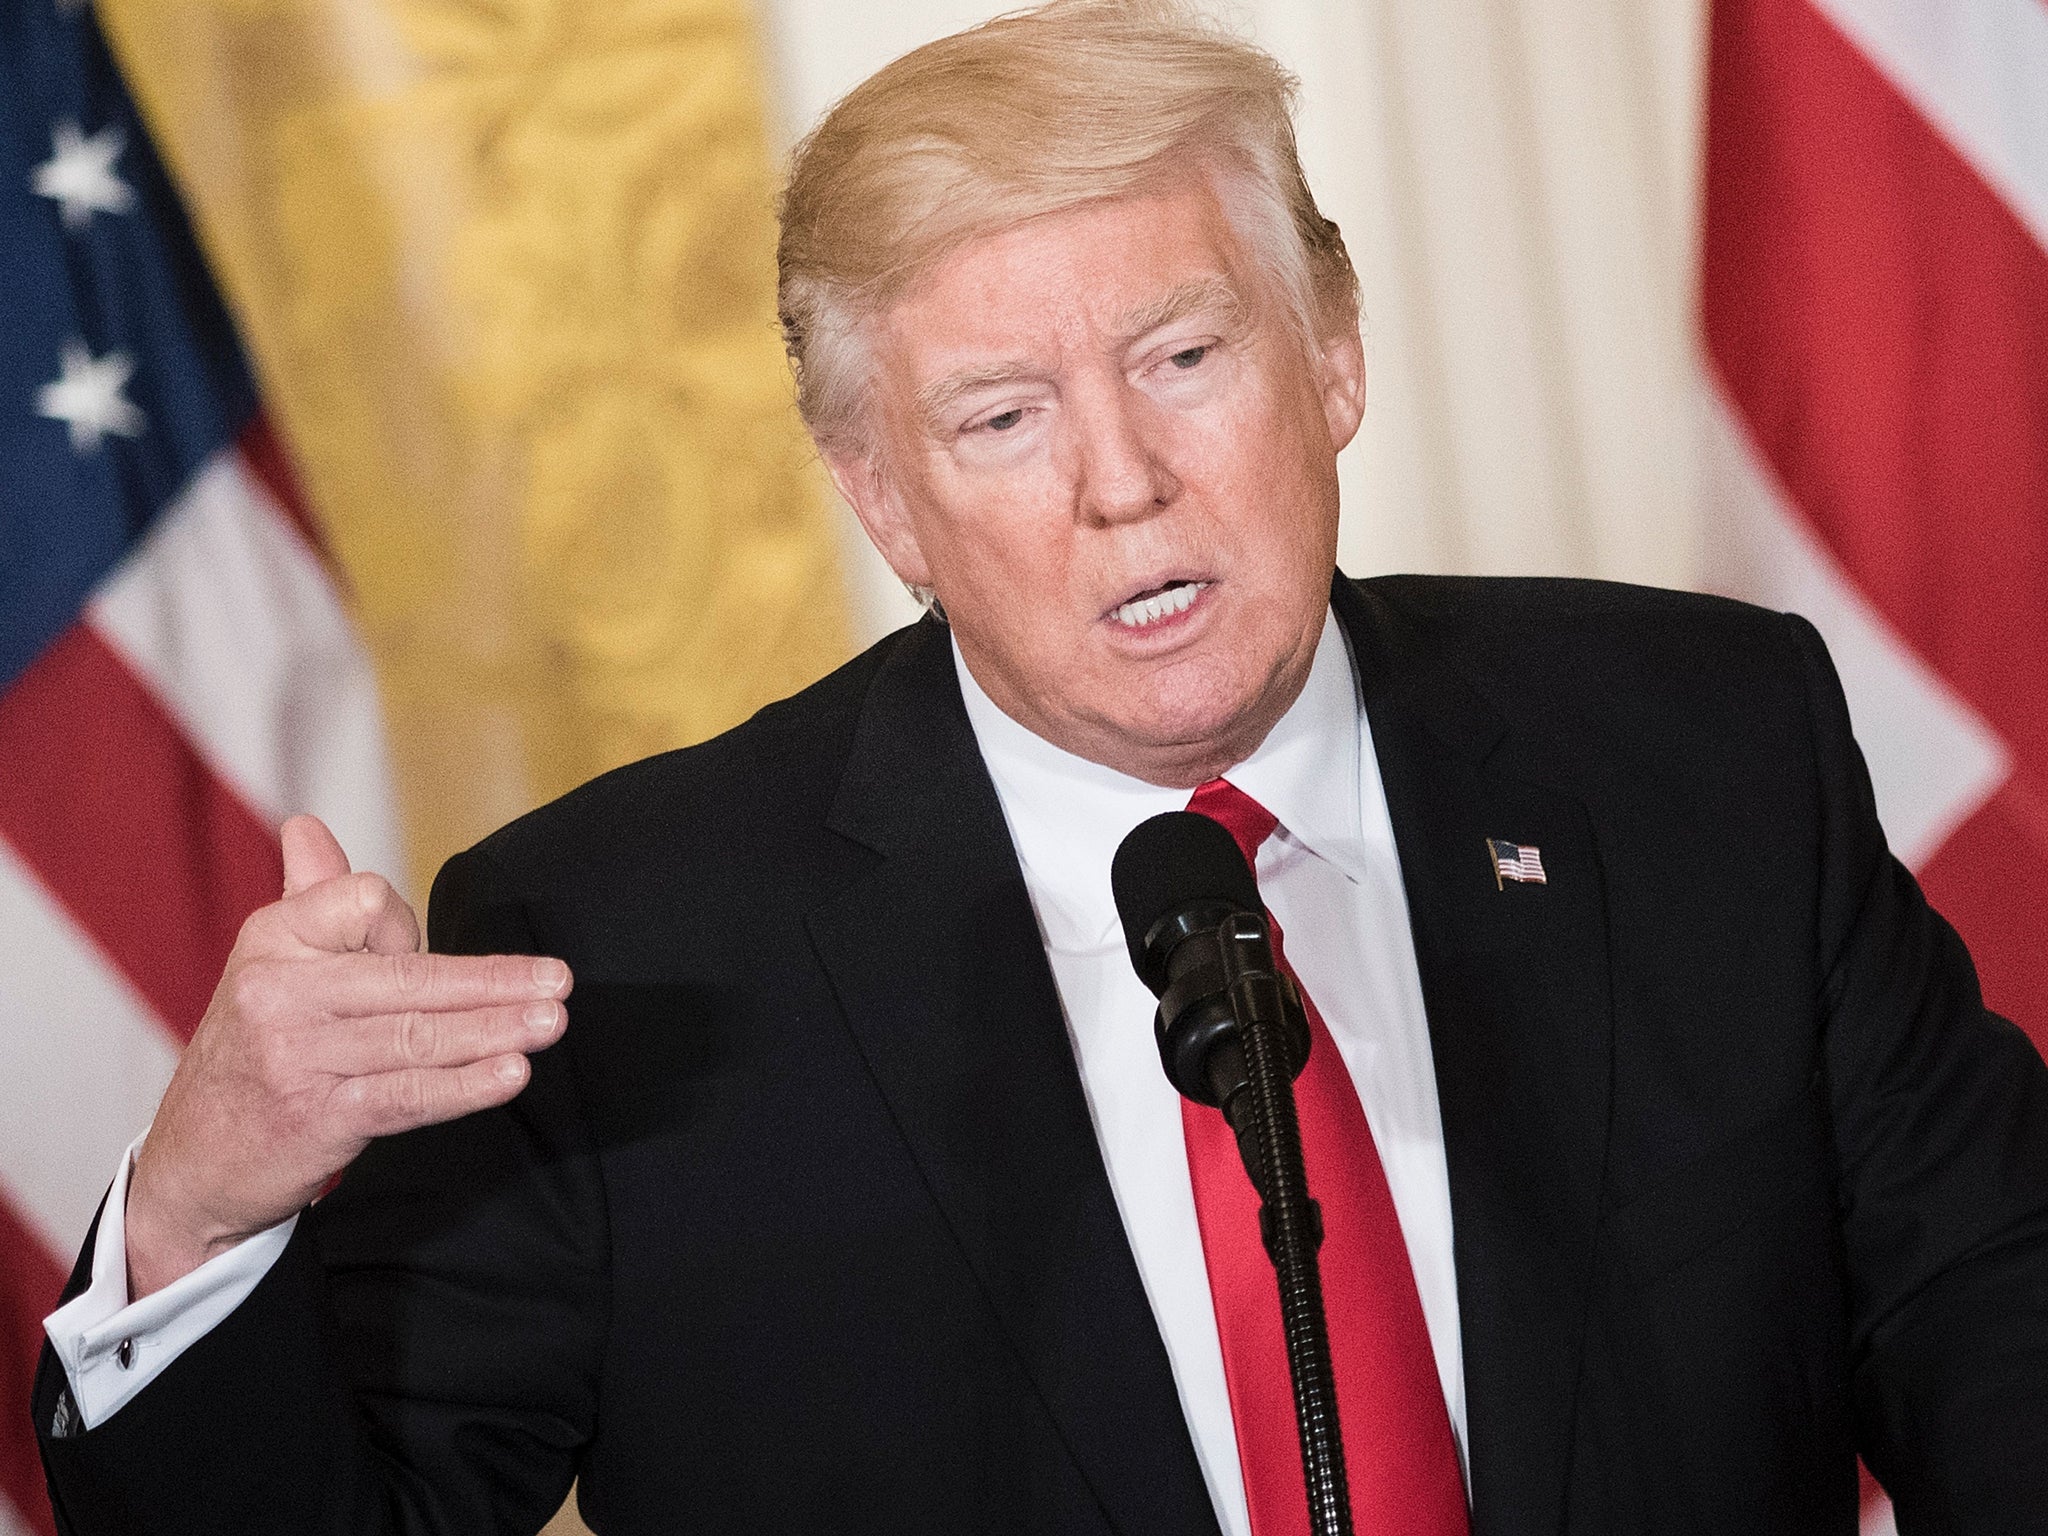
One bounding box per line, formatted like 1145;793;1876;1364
1116;661;1267;756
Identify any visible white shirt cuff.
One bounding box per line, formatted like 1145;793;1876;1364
43;1134;298;1430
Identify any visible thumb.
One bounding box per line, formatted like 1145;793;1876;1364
281;814;352;897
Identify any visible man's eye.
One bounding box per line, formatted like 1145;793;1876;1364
982;408;1025;432
1168;345;1209;370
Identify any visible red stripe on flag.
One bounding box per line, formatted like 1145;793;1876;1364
1703;0;2048;768
0;1198;65;1536
0;623;282;1046
1919;780;2048;1023
1702;0;2048;1039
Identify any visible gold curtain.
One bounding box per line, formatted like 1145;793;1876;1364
100;0;848;896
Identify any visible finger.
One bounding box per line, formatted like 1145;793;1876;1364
261;870;422;958
305;949;571;1017
356;874;421;956
315;999;565;1076
281;815;351;897
338;1054;533;1139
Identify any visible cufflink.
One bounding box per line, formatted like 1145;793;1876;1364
116;1336;134;1370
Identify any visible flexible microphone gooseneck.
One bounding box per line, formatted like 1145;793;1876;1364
1111;811;1354;1536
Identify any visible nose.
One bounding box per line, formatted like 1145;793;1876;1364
1073;380;1180;526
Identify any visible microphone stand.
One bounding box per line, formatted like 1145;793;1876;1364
1208;912;1354;1536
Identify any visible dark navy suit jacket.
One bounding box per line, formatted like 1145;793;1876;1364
36;574;2048;1534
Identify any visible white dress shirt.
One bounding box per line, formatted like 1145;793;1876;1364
955;609;1465;1535
46;606;1465;1536
44;1132;298;1429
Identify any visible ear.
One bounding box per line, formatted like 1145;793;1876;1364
1314;321;1366;454
824;449;933;589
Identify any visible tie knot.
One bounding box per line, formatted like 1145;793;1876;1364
1185;778;1279;871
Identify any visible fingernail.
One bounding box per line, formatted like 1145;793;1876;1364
532;958;568;993
495;1055;528;1082
524;1001;559;1035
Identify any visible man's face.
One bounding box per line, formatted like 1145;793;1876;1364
829;177;1365;787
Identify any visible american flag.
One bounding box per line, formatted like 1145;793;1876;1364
1;5;399;1532
1486;838;1546;887
1699;4;2047;1527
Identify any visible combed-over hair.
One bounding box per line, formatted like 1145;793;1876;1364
776;0;1360;453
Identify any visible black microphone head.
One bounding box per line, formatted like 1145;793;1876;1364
1111;810;1262;993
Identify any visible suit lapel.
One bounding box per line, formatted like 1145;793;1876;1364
1336;579;1614;1536
806;593;1614;1534
805;620;1221;1536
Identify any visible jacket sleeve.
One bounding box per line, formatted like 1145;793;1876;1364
33;845;607;1536
1789;614;2048;1529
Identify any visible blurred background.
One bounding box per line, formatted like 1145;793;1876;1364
3;1;2042;1533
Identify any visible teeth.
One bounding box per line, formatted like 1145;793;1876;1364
1113;580;1209;629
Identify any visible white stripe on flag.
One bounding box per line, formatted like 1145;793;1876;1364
88;447;406;891
0;1491;37;1536
1696;374;2010;870
1809;0;2048;255
0;837;179;1260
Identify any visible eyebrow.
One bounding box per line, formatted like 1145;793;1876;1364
916;361;1042;427
1111;275;1248;345
913;275;1249;429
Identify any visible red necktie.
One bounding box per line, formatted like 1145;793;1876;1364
1183;778;1469;1536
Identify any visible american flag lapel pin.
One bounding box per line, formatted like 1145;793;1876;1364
1487;837;1547;890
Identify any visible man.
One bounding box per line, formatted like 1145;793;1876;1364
33;2;2048;1532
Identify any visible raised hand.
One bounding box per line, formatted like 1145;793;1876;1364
123;815;572;1300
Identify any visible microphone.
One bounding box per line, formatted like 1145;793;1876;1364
1110;811;1310;1168
1111;809;1354;1536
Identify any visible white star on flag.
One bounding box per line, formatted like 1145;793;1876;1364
36;339;148;453
31;119;135;230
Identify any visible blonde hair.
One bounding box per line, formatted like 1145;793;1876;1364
776;0;1359;454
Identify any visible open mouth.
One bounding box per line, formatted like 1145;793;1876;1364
1107;578;1212;631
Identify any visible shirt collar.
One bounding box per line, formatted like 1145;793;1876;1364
954;608;1372;953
